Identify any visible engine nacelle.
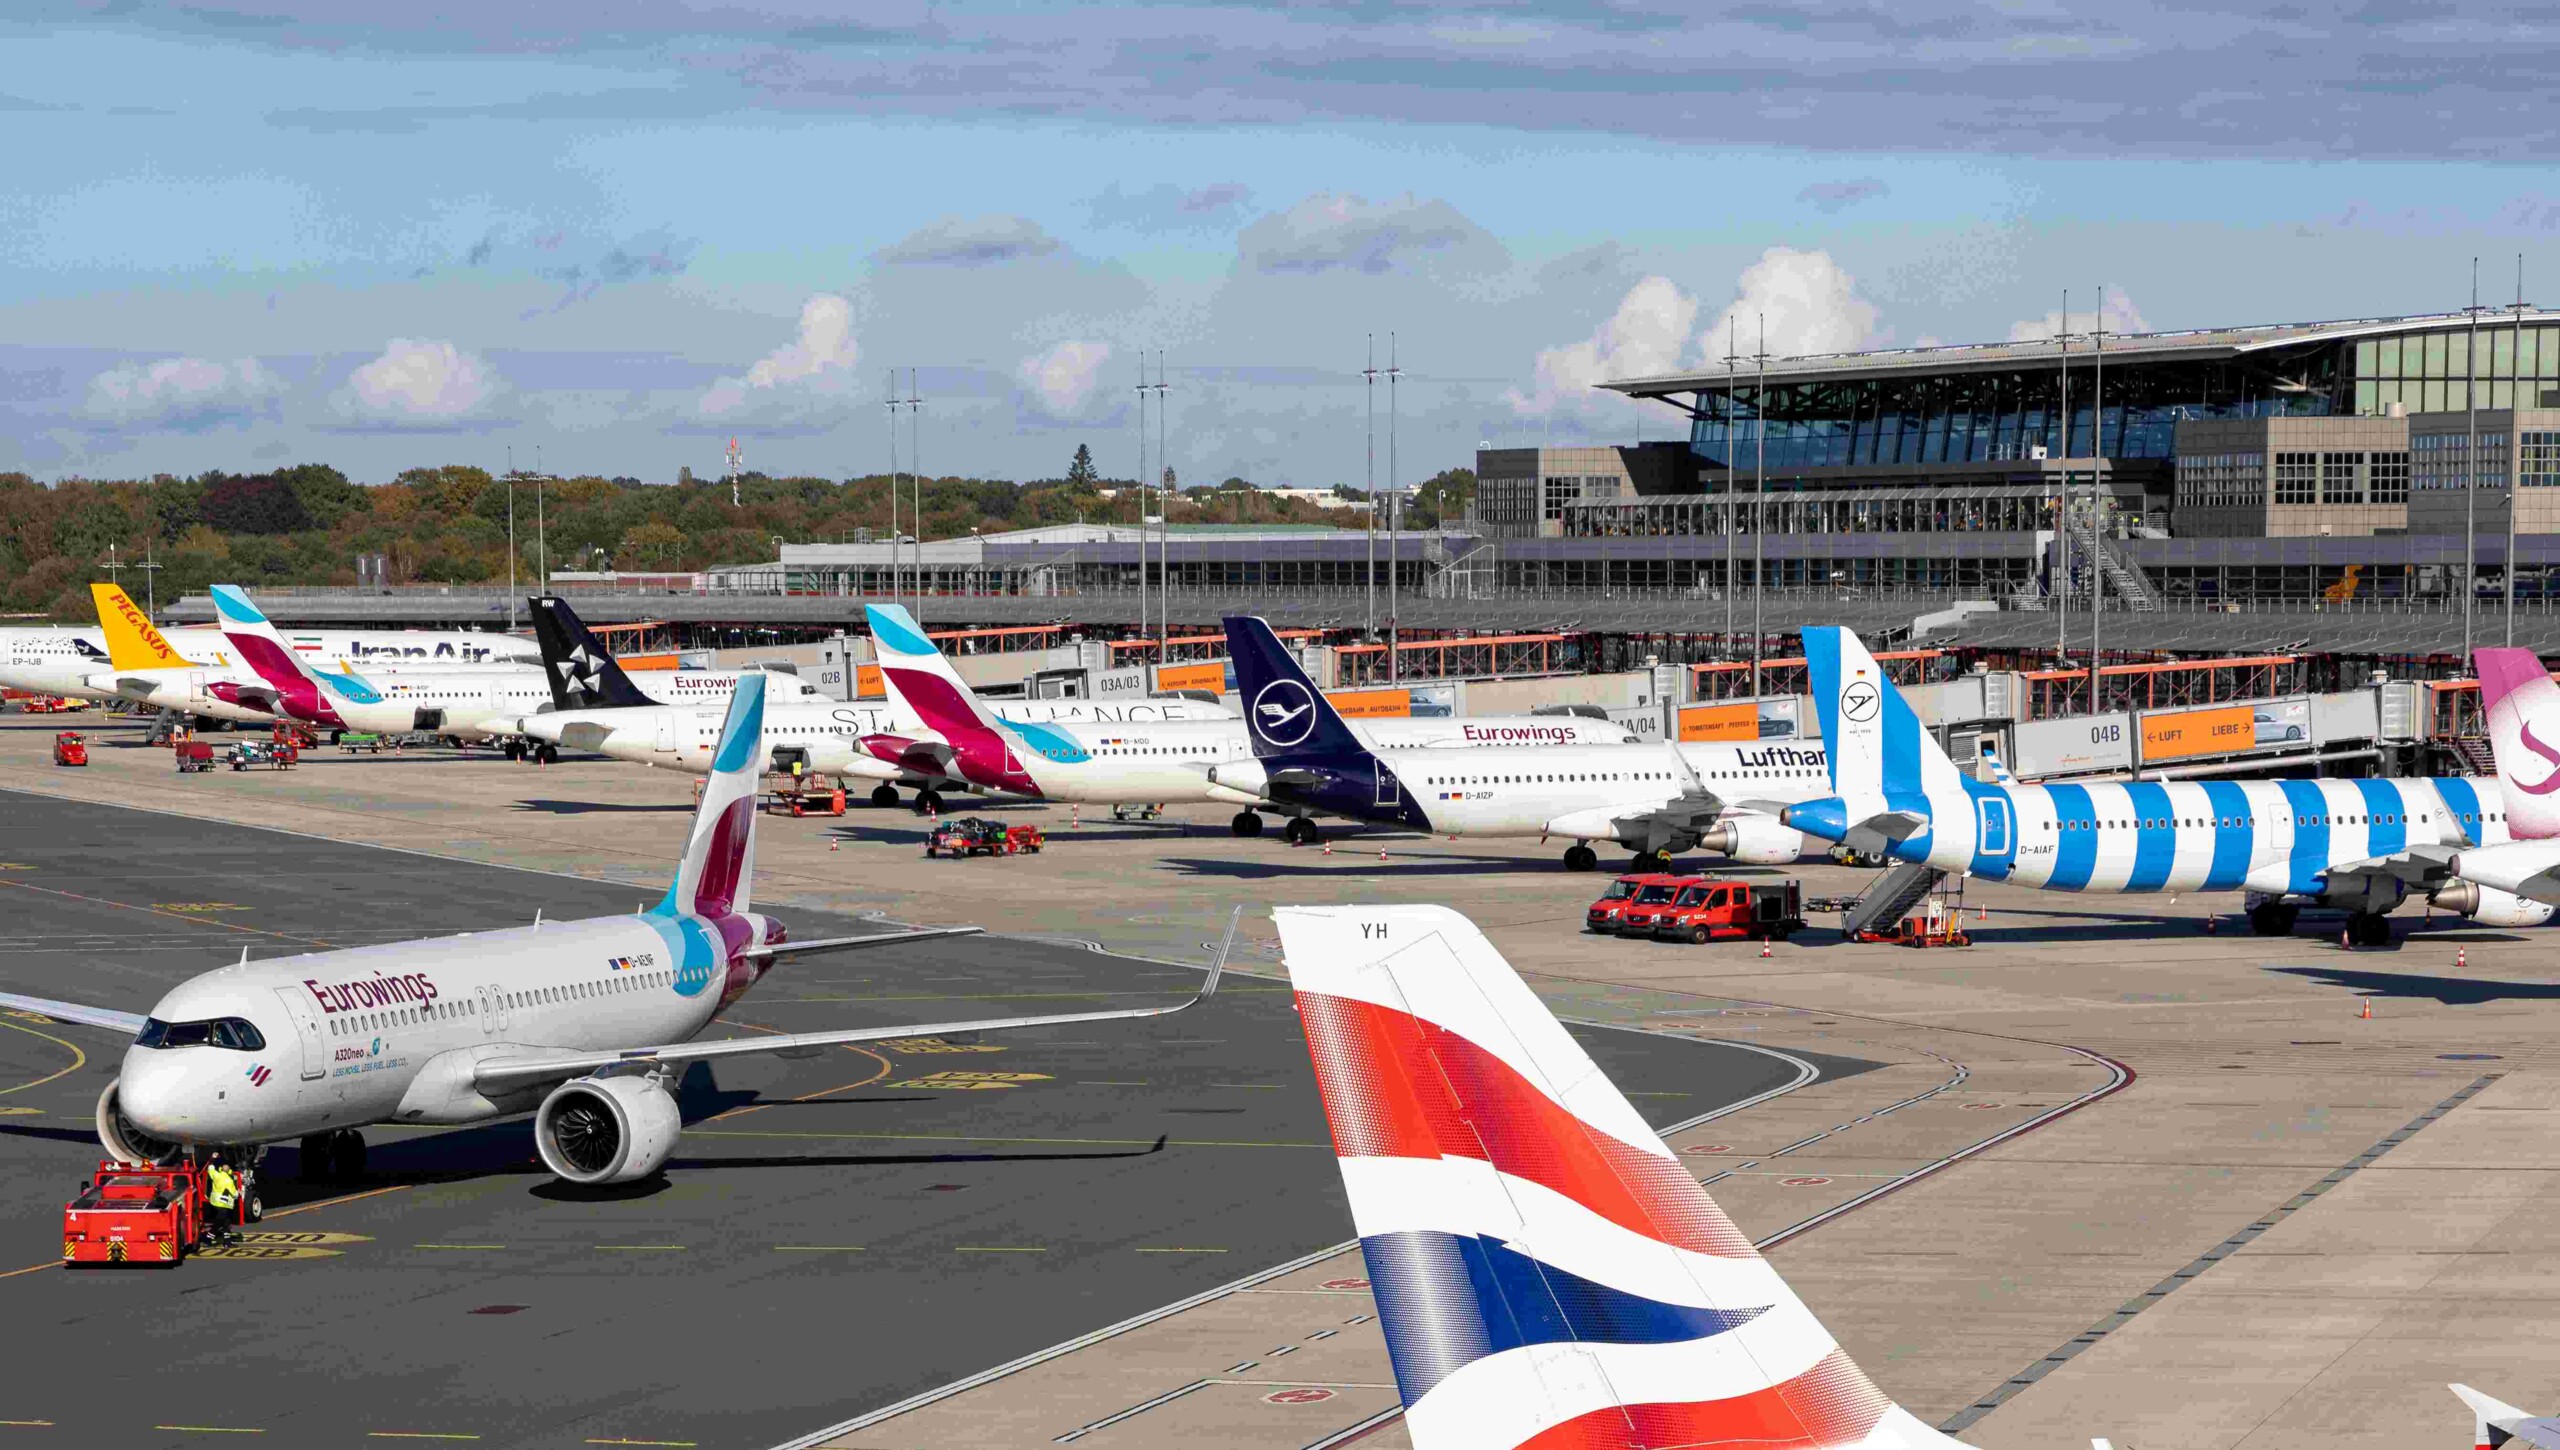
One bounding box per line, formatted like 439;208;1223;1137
1206;759;1270;797
1699;816;1806;865
2427;880;2559;928
2318;874;2407;916
534;1074;681;1185
95;1080;184;1165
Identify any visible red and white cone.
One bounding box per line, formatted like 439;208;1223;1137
1380;847;1389;862
1759;942;1772;959
2458;946;2469;970
2360;997;2374;1020
828;838;839;853
1321;842;1332;857
2341;928;2353;951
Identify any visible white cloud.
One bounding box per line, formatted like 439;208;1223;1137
697;294;862;427
877;215;1062;266
1510;275;1698;417
82;356;282;430
331;339;502;427
1701;247;1884;361
2009;290;2153;342
1017;339;1114;417
1239;192;1496;275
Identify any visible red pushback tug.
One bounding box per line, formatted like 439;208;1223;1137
63;1161;207;1267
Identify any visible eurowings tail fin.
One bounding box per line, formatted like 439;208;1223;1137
90;583;192;670
1274;903;1968;1450
531;596;658;710
654;673;766;920
2474;647;2560;839
866;603;1003;738
1223;615;1365;760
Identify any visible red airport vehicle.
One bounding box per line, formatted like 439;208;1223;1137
51;731;89;767
63;1160;206;1267
271;721;319;750
1854;908;1971;949
1585;873;1678;933
766;782;847;818
174;741;216;773
21;696;84;715
227;740;298;771
1638;878;1807;945
925;817;1045;859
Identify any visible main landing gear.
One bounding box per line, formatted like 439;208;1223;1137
2248;902;2299;937
1562;844;1598;872
1628;849;1672;874
1231;811;1266;838
2346;912;2393;947
298;1129;367;1182
910;788;947;816
870;784;901;809
1283;817;1321;847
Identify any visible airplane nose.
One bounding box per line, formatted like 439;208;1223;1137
115;1050;189;1135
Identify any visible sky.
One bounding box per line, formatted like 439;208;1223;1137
5;1;2557;489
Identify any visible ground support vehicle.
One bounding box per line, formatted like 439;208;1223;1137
22;696;84;715
1853;903;1971;948
1584;874;1677;933
340;732;385;753
1111;803;1164;822
51;731;88;767
272;722;319;750
1647;879;1806;944
174;741;215;773
767;782;847;817
926;818;1045;858
227;740;298;771
63;1161;205;1267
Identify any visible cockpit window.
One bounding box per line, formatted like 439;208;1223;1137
135;1017;266;1052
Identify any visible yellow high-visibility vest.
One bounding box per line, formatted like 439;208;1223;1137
206;1167;238;1210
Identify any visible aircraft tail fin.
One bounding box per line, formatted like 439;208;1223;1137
2474;647;2560;838
1802;625;1958;804
531;596;657;710
866;603;1002;738
89;583;190;670
655;673;765;920
1274;902;1968;1450
1222;615;1364;760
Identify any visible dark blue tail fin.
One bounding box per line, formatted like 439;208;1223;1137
531;596;657;710
1221;616;1366;761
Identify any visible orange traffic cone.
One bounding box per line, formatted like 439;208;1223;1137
2340;928;2353;951
2457;947;2469;970
1321;842;1332;856
1977;905;1987;923
2360;997;2373;1020
828;838;839;852
1071;804;1080;828
1759;942;1772;959
1379;847;1389;862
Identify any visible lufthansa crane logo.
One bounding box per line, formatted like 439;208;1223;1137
1251;679;1318;748
1841;680;1880;724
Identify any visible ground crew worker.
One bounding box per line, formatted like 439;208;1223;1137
205;1154;240;1246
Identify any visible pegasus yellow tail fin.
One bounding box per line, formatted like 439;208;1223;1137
90;583;193;670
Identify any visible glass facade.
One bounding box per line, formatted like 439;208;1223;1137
2524;431;2560;488
2412;432;2510;491
2353;327;2560;415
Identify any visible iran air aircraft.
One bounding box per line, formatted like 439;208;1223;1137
209;586;815;750
516;598;1238;813
1776;626;2547;943
1214;615;1826;867
1279;903;1975;1450
861;603;1644;831
0;675;1218;1194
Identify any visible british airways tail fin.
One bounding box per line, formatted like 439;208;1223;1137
531;596;657;710
866;603;1004;739
2474;647;2560;839
1276;903;1967;1450
1223;615;1364;761
656;673;765;920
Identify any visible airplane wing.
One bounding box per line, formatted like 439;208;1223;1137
0;991;147;1036
2322;844;2460;889
470;944;1223;1094
741;925;980;961
2453;1385;2560;1450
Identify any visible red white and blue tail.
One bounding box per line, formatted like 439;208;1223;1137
656;672;765;920
1276;903;1967;1450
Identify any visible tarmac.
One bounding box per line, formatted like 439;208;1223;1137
1;709;2556;1448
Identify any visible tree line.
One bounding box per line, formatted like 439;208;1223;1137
0;457;1477;621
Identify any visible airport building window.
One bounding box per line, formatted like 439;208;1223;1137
2321;452;2364;504
2274;453;2318;505
2525;432;2560;487
2370;452;2410;502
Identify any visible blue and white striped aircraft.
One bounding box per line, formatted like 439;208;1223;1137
1779;627;2551;943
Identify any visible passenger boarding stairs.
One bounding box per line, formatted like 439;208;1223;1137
2088;531;2160;612
2448;735;2497;777
1841;861;1949;938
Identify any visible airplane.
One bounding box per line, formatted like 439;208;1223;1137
1216;614;1826;868
1;587;537;703
0;674;1220;1194
2439;647;2560;904
1774;626;2548;943
862;602;1645;831
515;600;1242;813
2455;1384;2560;1450
1275;901;1971;1449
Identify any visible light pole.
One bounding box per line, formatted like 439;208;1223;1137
97;543;125;597
886;369;902;609
2509;257;2528;646
136;543;159;619
535;446;548;592
1151;351;1171;660
2056;288;2070;671
1751;314;1769;701
1364;336;1378;647
1387;333;1402;687
505;472;518;633
2090;287;2105;711
906;370;925;607
1723;317;1738;650
1135;359;1151;651
2465;259;2486;673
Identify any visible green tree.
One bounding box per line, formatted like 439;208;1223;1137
277;463;365;527
1065;444;1097;489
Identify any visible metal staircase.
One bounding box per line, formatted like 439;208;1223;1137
2448;735;2497;777
1841;861;1948;937
2088;531;2160;612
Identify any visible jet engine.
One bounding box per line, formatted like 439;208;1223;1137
1699;816;1806;865
95;1080;184;1165
1205;759;1270;796
2427;881;2559;929
533;1074;681;1185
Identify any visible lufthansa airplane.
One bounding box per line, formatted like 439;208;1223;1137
1216;614;1829;868
0;675;1218;1198
862;603;1641;832
1778;626;2547;942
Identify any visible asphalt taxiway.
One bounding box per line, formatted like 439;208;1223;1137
0;787;1829;1449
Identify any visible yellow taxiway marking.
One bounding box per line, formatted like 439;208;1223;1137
267;1184;408;1219
0;1420;54;1426
690;1128;1323;1150
0;877;332;947
0;1015;85;1100
955;1246;1046;1254
0;1261;66;1280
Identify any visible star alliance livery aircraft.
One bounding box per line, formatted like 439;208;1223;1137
0;675;1218;1193
1277;903;1969;1450
1778;627;2550;942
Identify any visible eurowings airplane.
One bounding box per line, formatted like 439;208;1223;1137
862;603;1643;830
1213;614;1826;867
1775;626;2547;942
516;598;1239;811
1276;902;1968;1449
2440;648;2560;904
0;675;1218;1192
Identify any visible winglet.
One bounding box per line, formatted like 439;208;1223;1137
2453;1384;2532;1449
1202;905;1239;1001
